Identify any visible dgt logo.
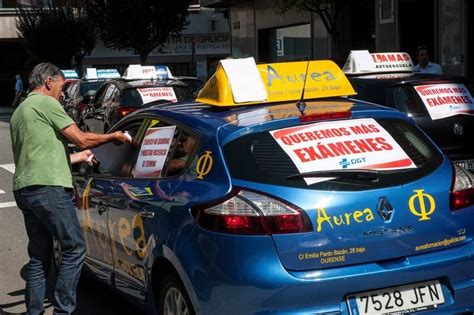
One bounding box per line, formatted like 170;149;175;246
339;157;366;169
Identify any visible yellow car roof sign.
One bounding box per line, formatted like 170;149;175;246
342;50;415;74
196;59;356;107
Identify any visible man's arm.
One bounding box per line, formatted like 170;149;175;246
62;123;130;150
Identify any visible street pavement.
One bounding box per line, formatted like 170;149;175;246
0;106;141;315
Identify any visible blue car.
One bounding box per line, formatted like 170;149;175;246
69;59;474;315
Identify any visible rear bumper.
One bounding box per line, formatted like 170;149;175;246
178;228;474;315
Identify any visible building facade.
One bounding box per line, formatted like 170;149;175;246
202;0;473;78
0;1;230;105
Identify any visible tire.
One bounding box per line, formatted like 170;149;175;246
157;273;194;315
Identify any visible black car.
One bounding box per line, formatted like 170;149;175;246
80;79;194;133
343;51;474;171
62;79;108;122
174;76;204;94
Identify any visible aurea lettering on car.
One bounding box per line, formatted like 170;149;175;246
196;59;356;106
315;207;375;233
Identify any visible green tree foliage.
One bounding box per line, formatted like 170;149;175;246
271;0;349;63
86;0;192;64
16;2;96;68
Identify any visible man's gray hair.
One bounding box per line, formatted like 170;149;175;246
29;62;65;90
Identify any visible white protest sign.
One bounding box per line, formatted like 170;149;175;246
270;118;416;184
134;126;176;177
414;83;474;120
137;87;177;104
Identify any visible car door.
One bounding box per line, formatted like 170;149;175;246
73;155;130;284
84;83;118;133
105;117;199;301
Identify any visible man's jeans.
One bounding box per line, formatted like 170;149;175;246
14;186;86;315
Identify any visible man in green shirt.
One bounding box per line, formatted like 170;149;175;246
10;62;130;315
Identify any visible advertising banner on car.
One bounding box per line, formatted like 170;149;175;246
270;118;416;184
134;126;176;177
414;83;474;120
137;87;177;104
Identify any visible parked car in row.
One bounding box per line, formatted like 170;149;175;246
67;58;474;314
343;50;474;172
174;75;204;95
80;77;193;134
61;68;121;122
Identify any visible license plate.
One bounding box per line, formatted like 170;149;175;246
454;159;474;171
347;280;444;315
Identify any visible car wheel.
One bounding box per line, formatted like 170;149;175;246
158;273;194;315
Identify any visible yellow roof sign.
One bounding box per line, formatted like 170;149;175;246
196;59;356;106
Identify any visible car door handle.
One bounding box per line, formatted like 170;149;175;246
139;207;155;219
97;202;108;214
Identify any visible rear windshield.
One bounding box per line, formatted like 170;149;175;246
121;86;193;107
223;118;443;191
387;81;474;117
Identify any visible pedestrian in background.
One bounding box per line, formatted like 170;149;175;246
414;45;443;74
11;74;24;108
10;62;131;315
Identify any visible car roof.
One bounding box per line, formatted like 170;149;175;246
107;78;189;90
128;97;408;140
348;72;470;87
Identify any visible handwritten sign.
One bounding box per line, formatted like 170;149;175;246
137;87;177;104
134;126;176;177
414;83;474;120
270;118;416;184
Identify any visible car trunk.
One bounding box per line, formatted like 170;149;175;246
222;113;467;271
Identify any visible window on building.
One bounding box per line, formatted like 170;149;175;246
258;24;311;63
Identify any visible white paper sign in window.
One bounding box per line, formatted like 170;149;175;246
414;83;474;120
270;118;416;184
137;87;177;104
134;126;176;177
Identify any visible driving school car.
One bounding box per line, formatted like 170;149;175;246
70;58;474;315
343;50;474;172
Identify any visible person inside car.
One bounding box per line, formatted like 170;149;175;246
168;134;197;174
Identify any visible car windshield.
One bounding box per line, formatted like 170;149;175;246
79;81;105;97
223;118;443;191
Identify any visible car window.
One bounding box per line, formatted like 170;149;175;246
351;81;386;105
223;118;443;191
387;86;428;116
93;84;109;104
79;81;104;97
129;121;198;178
79;119;145;177
66;82;78;99
121;88;144;106
103;84;118;103
173;86;194;101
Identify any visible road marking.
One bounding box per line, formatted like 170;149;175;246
0;163;15;174
0;201;17;209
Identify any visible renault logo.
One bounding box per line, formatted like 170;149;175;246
377;197;394;221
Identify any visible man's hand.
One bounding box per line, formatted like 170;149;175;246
113;131;133;144
70;149;94;164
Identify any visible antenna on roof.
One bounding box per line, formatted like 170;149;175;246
296;59;310;116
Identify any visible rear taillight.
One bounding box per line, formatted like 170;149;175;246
450;164;474;210
193;190;313;235
117;107;138;117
